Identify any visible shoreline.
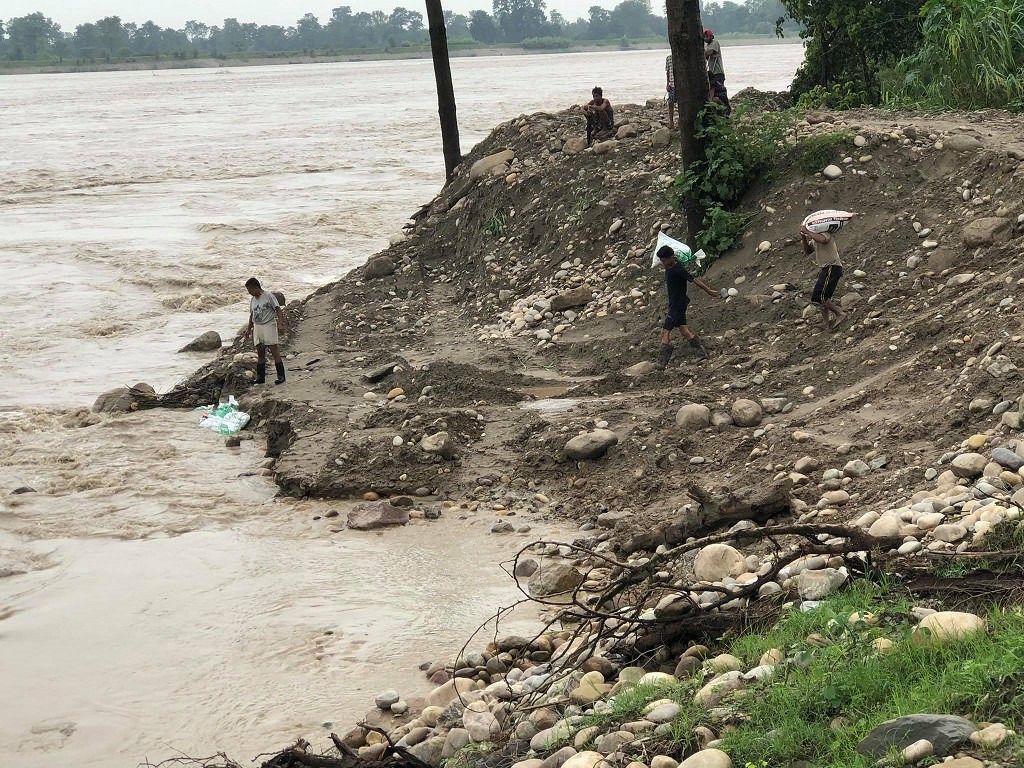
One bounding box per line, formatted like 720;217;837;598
0;37;795;77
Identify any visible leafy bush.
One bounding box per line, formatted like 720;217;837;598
519;37;574;50
796;83;870;111
883;0;1024;111
795;130;854;175
672;105;793;259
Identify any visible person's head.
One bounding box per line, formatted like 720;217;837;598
592;86;603;100
245;277;262;297
657;245;677;268
703;27;714;42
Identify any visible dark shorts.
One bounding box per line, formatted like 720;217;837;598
667;87;676;105
663;303;689;330
812;265;843;303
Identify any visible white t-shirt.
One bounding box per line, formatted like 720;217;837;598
250;290;280;325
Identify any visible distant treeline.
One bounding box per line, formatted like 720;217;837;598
0;0;796;63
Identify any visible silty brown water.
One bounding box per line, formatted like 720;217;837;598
0;46;802;767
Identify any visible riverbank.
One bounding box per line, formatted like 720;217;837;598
136;95;1024;766
0;36;791;76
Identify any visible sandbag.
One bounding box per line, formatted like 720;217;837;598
196;396;250;435
802;209;856;234
651;232;707;268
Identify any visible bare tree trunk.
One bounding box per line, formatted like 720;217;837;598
666;0;708;244
425;0;462;180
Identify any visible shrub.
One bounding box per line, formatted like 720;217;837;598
672;105;793;260
884;0;1024;111
794;130;854;175
519;37;574;50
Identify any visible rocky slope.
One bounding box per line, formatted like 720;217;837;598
152;97;1024;767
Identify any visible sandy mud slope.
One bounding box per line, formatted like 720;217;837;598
161;98;1024;552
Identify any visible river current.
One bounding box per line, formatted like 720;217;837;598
0;46;803;767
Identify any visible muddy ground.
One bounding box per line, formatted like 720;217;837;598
169;96;1024;555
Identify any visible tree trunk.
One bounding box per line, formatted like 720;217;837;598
666;0;708;244
425;0;462;180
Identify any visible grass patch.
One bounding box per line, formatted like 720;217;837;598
484;209;509;238
794;130;855;175
719;581;1024;768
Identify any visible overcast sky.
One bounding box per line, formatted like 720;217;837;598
5;0;624;30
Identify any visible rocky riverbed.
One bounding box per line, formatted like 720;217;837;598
109;96;1024;767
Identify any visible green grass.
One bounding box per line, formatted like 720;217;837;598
450;582;1024;768
794;130;855;175
883;0;1024;111
720;582;1024;768
484;209;509;238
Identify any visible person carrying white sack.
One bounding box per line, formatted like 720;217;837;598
655;244;722;367
800;209;855;331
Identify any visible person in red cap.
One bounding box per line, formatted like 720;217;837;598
703;28;730;115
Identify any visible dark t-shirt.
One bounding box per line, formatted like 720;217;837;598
665;262;694;313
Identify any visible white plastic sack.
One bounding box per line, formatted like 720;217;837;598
802;209;856;234
196;395;251;436
651;231;707;268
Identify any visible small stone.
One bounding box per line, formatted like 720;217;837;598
375;689;400;709
822;165;843;180
901;739;934;764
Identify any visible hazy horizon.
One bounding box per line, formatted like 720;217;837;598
2;0;668;31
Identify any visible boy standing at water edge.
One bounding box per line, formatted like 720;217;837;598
800;220;850;331
243;277;286;385
656;245;721;366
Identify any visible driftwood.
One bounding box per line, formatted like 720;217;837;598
621;480;795;554
440;520;904;729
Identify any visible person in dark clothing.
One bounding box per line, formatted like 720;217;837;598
656;245;721;366
582;86;614;146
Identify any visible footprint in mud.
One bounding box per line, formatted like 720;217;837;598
21;719;77;752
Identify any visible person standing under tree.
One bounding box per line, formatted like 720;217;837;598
800;221;850;331
656;245;721;366
243;277;287;385
703;28;730;115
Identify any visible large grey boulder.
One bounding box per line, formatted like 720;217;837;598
963;217;1010;248
527;563;584;598
944;134;983;152
92;382;154;413
675;403;711;431
857;714;977;759
564;429;618;460
178;330;222;353
470;150;514;180
364;256;397;280
346;501;410;530
551;287;593;312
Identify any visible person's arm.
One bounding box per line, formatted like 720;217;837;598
800;224;830;245
276;306;285;333
244;310;254;340
693;277;720;297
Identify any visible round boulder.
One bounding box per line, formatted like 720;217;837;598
693;543;744;582
564;429;618;460
912;611;986;645
730;399;763;427
675;403;711;431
